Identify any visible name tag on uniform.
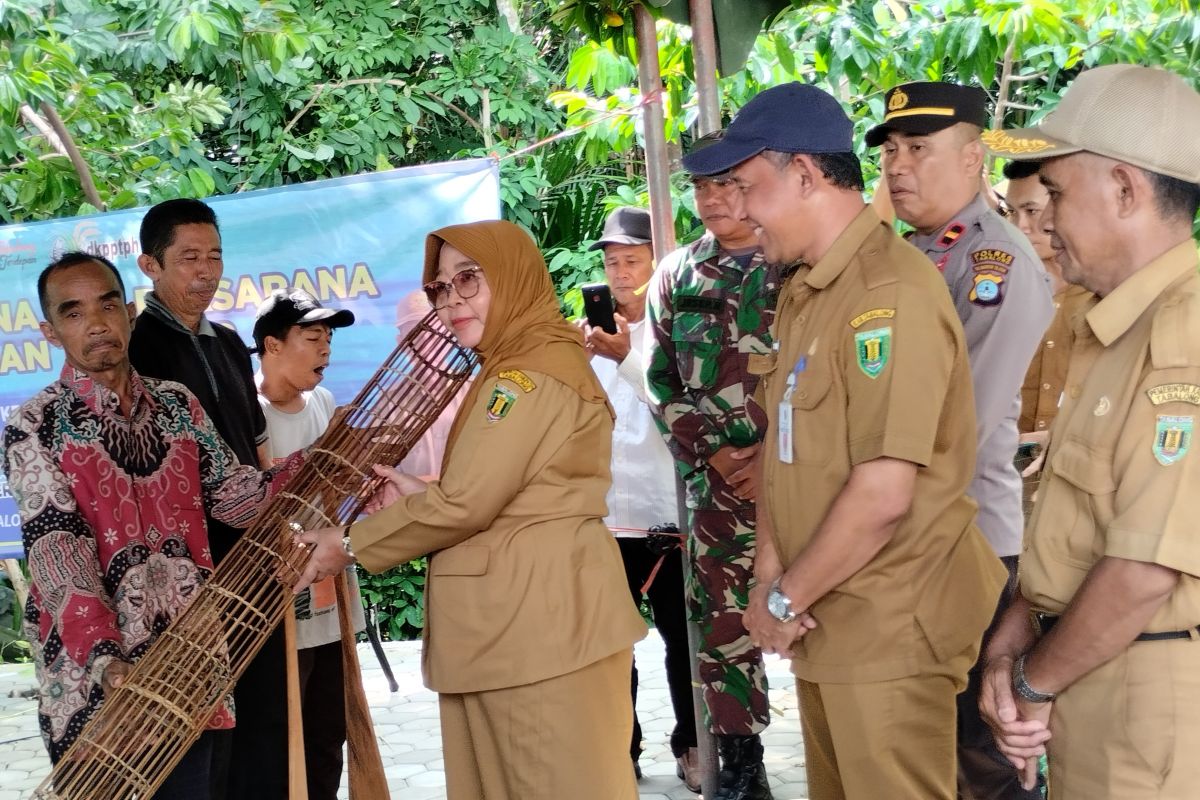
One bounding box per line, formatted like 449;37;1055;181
778;356;806;464
778;401;794;463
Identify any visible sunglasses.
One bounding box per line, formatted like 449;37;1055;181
423;267;484;309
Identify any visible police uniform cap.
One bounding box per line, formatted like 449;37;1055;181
865;82;989;147
981;64;1200;183
681;82;853;177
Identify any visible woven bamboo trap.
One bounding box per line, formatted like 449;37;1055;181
32;312;476;799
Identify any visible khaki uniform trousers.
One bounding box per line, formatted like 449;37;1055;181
1049;637;1200;799
797;644;975;800
439;648;637;800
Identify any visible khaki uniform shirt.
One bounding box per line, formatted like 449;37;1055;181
910;195;1055;557
1022;242;1200;630
757;208;1006;684
1019;284;1094;434
350;369;647;694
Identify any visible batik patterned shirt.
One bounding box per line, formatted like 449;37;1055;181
1;365;304;762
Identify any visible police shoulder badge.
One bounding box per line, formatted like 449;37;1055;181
498;369;536;393
1153;414;1193;465
854;326;892;379
486;383;518;422
969;272;1006;306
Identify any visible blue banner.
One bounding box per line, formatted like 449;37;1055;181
0;158;500;560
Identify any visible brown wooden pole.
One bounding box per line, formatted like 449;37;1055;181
633;3;677;263
688;0;722;136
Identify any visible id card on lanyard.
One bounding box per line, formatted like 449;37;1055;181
778;355;806;464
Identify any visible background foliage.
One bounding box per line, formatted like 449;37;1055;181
1;0;1196;646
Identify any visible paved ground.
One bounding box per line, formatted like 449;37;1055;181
0;635;809;799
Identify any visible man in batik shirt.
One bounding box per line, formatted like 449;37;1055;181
1;253;303;795
645;132;781;800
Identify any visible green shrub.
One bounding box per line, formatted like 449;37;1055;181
356;558;426;641
1;566;33;663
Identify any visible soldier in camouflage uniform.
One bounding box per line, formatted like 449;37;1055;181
645;132;780;800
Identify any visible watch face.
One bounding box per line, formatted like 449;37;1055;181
767;589;789;620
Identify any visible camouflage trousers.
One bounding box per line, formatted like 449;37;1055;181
687;506;770;736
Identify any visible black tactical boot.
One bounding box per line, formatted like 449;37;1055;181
713;734;773;800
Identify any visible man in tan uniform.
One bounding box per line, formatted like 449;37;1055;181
979;64;1200;799
1004;160;1094;517
683;81;1006;799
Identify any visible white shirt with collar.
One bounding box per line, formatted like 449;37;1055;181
589;317;680;530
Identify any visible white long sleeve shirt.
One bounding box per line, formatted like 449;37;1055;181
589;318;680;530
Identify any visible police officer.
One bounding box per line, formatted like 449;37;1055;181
868;81;1054;800
685;81;1006;800
978;64;1200;800
645;132;779;800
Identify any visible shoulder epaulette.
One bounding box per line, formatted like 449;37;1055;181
1151;284;1200;369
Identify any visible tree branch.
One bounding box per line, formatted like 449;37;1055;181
39;102;105;210
19;104;65;153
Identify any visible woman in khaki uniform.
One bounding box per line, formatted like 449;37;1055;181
298;220;646;800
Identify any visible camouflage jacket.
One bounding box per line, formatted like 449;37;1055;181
645;233;780;510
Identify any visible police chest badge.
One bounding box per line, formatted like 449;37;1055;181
854;327;891;379
486;383;518;422
1153;415;1192;465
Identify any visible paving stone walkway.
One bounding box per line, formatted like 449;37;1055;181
0;634;808;799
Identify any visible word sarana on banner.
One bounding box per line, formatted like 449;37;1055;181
0;158;500;559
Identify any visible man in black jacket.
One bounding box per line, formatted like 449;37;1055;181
130;198;288;799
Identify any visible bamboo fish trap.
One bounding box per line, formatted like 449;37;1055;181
33;312;477;799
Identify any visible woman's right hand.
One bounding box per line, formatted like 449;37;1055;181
364;464;428;513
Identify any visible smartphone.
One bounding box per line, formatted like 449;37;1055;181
582;282;618;334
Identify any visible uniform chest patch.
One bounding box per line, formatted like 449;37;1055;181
938;223;965;247
676;295;723;314
849;308;895;329
854;327;892;379
486;384;518;422
970;272;1006;306
1153;415;1192;465
1147;383;1200;406
498;370;536;393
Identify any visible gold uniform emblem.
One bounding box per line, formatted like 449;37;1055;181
498;369;537;393
888;88;909;112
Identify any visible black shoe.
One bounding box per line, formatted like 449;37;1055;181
712;734;773;800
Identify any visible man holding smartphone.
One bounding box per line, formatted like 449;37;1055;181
645;132;781;800
582;206;701;791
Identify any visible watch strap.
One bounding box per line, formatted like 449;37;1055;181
1011;653;1055;703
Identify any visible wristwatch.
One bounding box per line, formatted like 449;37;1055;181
342;523;356;562
1011;653;1055;703
766;578;798;623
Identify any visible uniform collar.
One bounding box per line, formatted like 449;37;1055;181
143;291;217;337
1086;240;1198;347
909;193;990;253
691;232;719;262
804;206;884;290
60;363;157;417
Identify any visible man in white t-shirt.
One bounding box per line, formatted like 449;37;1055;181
583;207;700;791
253;288;364;800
